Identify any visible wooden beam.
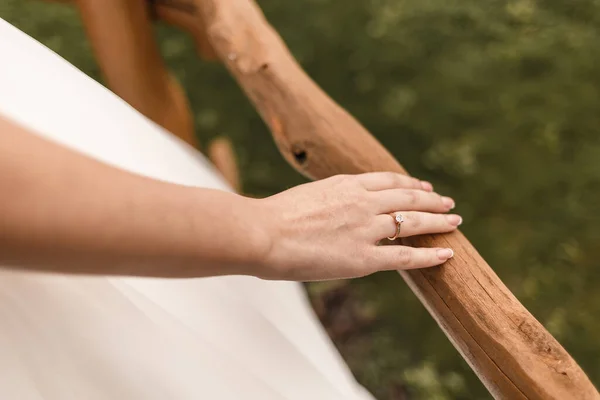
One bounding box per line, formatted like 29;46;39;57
73;0;198;148
47;0;241;189
187;0;599;398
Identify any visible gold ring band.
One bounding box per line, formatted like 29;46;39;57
387;213;404;241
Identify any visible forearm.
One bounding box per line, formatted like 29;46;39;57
0;115;269;277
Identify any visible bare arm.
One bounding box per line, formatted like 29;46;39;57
0;114;459;280
0;114;269;277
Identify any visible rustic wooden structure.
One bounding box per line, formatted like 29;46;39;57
41;0;600;398
46;0;240;190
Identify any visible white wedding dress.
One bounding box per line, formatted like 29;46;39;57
0;18;373;400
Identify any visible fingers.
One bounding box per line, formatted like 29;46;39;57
371;212;462;241
372;188;455;214
356;171;433;192
370;245;455;271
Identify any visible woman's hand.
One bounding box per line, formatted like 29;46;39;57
254;172;461;281
0;115;457;281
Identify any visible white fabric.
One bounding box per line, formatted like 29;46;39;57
0;18;373;400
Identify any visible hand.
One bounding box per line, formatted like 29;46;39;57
254;172;461;281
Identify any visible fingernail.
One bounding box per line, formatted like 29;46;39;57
442;196;455;209
421;181;434;191
437;248;454;260
446;214;463;226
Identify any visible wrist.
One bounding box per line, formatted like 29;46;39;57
242;197;280;279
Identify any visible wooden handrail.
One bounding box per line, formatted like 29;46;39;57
39;0;600;398
190;1;598;399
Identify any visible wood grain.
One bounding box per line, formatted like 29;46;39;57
189;0;599;398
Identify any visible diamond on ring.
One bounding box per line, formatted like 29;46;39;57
387;213;404;241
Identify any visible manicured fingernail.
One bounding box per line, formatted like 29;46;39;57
442;196;455;209
437;248;454;260
421;181;434;191
446;214;463;226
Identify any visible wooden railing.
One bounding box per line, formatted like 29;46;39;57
41;1;600;398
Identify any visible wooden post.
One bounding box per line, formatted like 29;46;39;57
186;1;598;399
53;0;240;189
74;0;198;148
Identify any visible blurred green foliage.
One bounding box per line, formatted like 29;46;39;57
2;0;599;398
